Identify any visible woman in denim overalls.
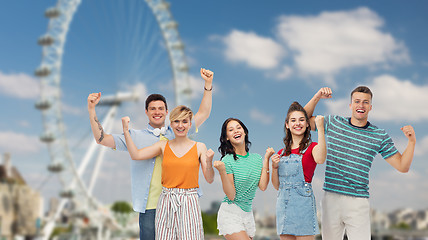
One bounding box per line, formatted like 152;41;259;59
271;102;326;240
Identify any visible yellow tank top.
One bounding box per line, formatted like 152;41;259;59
162;141;200;189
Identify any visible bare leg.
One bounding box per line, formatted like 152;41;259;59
280;235;315;240
225;231;251;240
280;235;296;240
296;235;315;240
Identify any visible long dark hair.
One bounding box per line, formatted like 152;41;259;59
218;118;251;160
282;102;311;156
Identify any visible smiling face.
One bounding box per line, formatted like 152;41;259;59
170;117;191;137
145;100;168;129
286;111;309;136
349;92;372;124
226;120;246;147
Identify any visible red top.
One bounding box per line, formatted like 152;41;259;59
278;142;318;183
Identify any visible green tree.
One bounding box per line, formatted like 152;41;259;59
392;222;411;230
111;201;133;226
49;224;72;240
201;211;218;235
111;201;132;214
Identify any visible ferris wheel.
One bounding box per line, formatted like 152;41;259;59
35;0;192;239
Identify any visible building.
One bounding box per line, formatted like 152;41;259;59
0;153;43;240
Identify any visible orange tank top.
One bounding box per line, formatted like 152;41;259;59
162;141;200;189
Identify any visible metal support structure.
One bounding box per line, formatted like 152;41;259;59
35;0;192;238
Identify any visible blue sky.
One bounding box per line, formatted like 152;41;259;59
1;0;427;216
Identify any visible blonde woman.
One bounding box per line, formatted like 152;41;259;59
122;105;214;240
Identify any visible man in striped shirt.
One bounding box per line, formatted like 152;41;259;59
305;86;416;240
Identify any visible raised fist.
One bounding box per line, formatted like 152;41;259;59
316;87;332;99
213;160;226;172
271;154;280;169
88;92;101;109
401;125;416;142
206;149;214;161
315;115;325;129
265;147;275;159
200;68;214;83
122;116;131;131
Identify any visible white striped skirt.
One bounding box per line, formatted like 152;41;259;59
155;187;204;240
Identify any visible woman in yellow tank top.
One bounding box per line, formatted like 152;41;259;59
121;105;215;240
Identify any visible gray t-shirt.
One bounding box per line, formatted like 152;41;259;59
323;115;398;198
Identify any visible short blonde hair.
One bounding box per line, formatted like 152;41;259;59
169;105;193;122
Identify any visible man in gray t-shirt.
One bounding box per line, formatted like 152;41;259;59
305;86;416;240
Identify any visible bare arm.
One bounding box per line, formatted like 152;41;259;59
271;154;280;190
312;115;327;164
304;87;332;130
122;117;162;160
88;92;115;148
193;68;214;128
198;143;214;184
385;125;416;173
214;160;236;201
259;147;274;191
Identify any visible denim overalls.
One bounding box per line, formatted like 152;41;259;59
276;150;320;236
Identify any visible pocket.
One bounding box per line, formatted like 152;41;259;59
296;184;313;197
279;160;299;177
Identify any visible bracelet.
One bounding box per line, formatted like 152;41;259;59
262;167;269;173
204;86;213;91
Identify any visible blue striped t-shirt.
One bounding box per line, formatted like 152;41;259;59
323;115;398;198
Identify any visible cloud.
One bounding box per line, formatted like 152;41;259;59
370;169;428;211
187;74;206;100
250;108;274;125
188;73;220;100
266;65;293;81
0;131;43;154
368;75;428;121
325;75;428;122
414;135;428;157
164;74;218;103
276;7;410;76
18;120;31;128
323;98;350;116
221;30;286;69
216;7;409;85
62;103;83;116
0;71;40;99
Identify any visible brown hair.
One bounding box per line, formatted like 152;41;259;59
282;102;311;156
351;86;373;100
